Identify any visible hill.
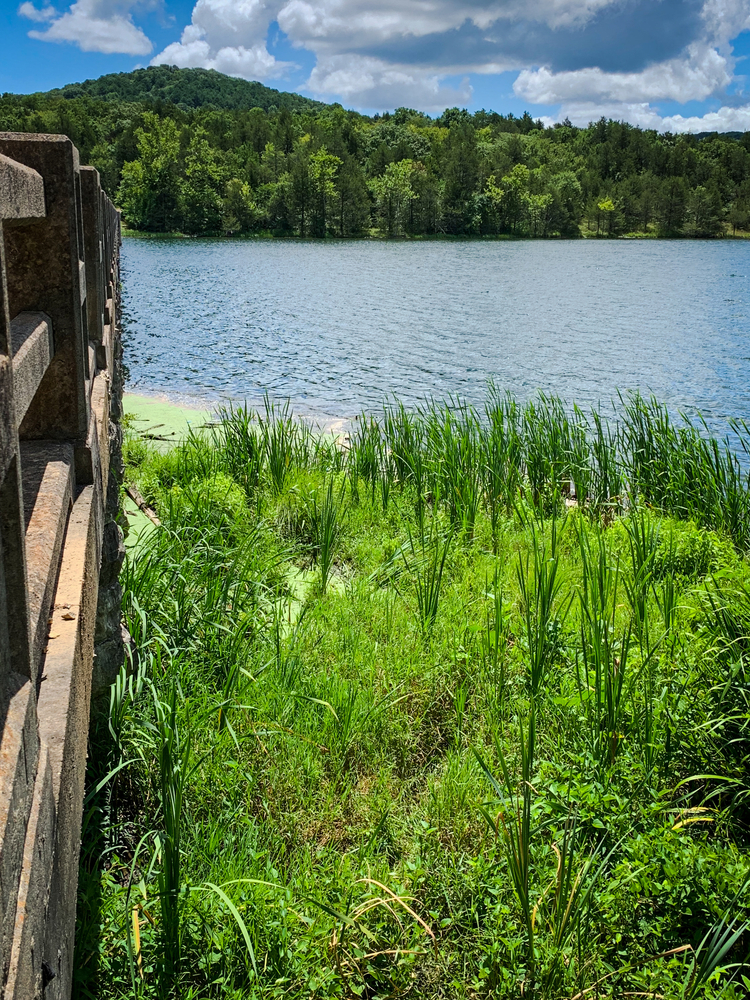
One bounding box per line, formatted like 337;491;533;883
45;65;326;113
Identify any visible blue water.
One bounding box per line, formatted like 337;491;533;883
121;236;750;431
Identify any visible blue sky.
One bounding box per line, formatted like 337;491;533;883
3;0;750;130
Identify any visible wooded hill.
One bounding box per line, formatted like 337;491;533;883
44;65;325;113
2;66;749;238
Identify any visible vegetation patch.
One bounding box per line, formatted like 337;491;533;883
76;392;750;999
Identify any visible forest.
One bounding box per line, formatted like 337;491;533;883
3;65;750;238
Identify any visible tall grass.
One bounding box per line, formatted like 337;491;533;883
307;478;346;593
481;566;507;711
403;511;453;637
577;522;632;770
77;388;750;1000
476;707;537;990
623;508;659;648
517;515;569;695
152;681;189;988
344;390;750;551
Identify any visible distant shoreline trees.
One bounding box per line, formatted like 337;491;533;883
2;69;749;239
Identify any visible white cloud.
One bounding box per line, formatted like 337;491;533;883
701;0;750;46
155;37;287;78
275;0;617;50
514;44;732;105
23;0;152;55
18;3;57;23
150;0;626;101
151;0;290;79
550;100;750;134
306;54;472;110
27;0;750;125
662;104;750;132
151;0;750;112
553;102;666;129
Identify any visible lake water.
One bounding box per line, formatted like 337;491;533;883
121;236;750;432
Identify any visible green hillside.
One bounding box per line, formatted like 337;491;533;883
45;65;325;113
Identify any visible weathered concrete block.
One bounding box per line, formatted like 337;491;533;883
4;744;54;1000
91;623;126;695
21;442;74;679
0;134;89;444
10;312;53;427
0;356;16;482
0;674;38;989
98;520;124;591
0;156;44;224
37;484;101;1000
80;167;104;350
0;454;33;682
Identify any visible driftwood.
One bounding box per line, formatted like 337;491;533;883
126;485;161;526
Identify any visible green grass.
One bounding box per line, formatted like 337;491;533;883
75;391;750;999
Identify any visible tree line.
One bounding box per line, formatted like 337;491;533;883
3;76;750;238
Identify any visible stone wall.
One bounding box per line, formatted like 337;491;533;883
0;134;123;999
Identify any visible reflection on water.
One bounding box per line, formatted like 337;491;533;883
121;236;750;433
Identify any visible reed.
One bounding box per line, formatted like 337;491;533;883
307;478;345;594
476;706;537;992
483;386;522;534
258;395;297;494
517;515;569;695
623;507;659;648
152;680;190;989
402;509;453;638
387;402;429;531
481;565;507;713
428;401;482;537
215;402;263;500
577;521;632;770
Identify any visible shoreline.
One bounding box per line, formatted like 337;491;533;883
122;228;750;242
123;389;355;438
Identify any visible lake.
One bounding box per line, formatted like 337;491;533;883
121;236;750;433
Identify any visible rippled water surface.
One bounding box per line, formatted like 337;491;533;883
121;237;750;428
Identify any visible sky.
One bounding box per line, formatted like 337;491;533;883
4;0;750;131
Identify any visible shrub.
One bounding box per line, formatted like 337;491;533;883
653;520;730;580
166;472;249;538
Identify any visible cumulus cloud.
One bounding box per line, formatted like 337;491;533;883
19;0;750;127
151;0;291;79
514;44;732;105
21;0;152;55
150;0;642;103
275;0;619;52
148;0;750;115
306;55;472;110
663;104;750;132
553;99;750;134
18;3;56;23
701;0;750;45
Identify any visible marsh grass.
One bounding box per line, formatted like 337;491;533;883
403;511;454;638
77;390;750;999
517;515;569;695
306;478;346;594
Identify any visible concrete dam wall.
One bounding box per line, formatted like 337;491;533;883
0;134;124;999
